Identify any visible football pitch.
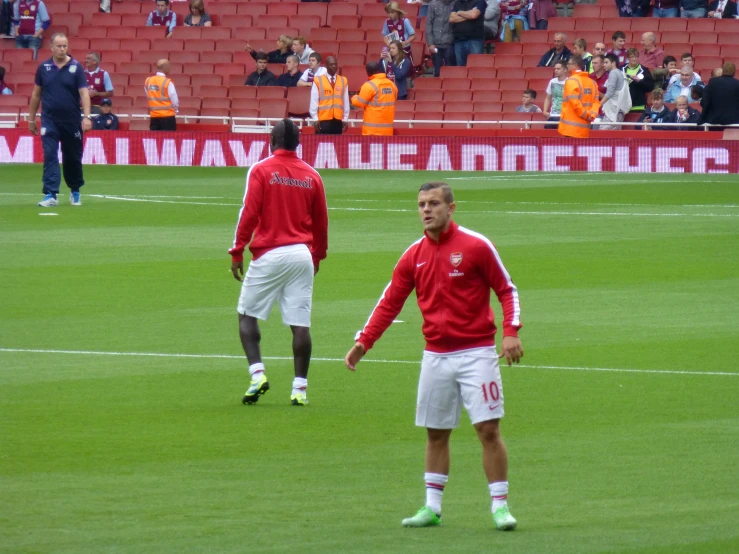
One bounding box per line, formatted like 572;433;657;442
1;165;738;554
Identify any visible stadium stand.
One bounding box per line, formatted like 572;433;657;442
0;0;737;130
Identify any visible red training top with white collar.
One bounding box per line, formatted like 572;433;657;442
356;221;522;354
229;150;328;269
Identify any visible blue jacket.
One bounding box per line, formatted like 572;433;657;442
381;57;411;98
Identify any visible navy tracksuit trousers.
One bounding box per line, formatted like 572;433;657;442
41;118;85;196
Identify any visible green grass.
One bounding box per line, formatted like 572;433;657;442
1;165;738;553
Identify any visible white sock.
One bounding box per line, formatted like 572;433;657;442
425;473;448;516
249;363;265;379
292;377;307;396
489;481;509;511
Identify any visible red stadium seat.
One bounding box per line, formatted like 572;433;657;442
413;78;443;90
658;19;687;32
664;43;693;56
237;2;267;16
230;86;259;99
175;27;202;41
338;53;367;67
53;13;83;35
413;89;444;102
120;62;152;74
526;67;555;79
268;28;299;40
201;27;232;41
175;85;192;97
169;51;201;64
189;64;215;75
520;31;549;43
720;45;733;58
694;56;723;71
337;29;366;42
230;107;259;120
257;87;287;100
151;39;185;52
331;15;361;28
690;32;717;44
215;63;246;77
362;16;389;32
498;78;524;91
413;112;444;129
687;19;716;32
256;15;289;29
199;107;231;122
443;112;472;129
548;18;576;32
183;39;215;53
113;96;134;108
662;31;690;43
120;14;143;27
339;41;367;55
240;28;267;42
467;67;498;80
471;87;502;105
573;5;600;17
444;90;473;102
100;50;133;65
267;63;284;76
297;3;328;26
692;44;719;58
229;15;254;29
1;50;34;66
127;39;152;54
493;56;523;68
287;87;311;116
113;2;143;15
494;43;523;56
395;100;415;115
201;97;231;110
291;16;321;37
444;101;472;112
575;18;604;31
77;25;107;39
258;98;288;121
199;85;229;98
215;39;243;52
328;2;359;22
104;26;133;40
267;2;298;16
179;97;202;110
340;65;369;93
136;27;166;41
439;67;468;79
0;95;30;108
528;78;551;93
191;74;223;88
312;41;340;57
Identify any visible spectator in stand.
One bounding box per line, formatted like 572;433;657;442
0;65;12;94
597;53;631;130
382;2;416;63
427;0;456;77
1;0;13;38
245;52;277;86
623;47;654;112
680;0;707;17
499;0;529;43
450;0;486;65
639;32;664;69
298;52;327;88
653;55;678;90
84;52;114;114
246;35;292;65
543;60;567;128
147;0;176;39
483;0;500;48
637;88;670;129
145;59;179;131
537;33;572;67
92;98;119;130
667;53;701;86
100;0;122;15
590;54;609;97
653;0;679;17
665;95;699;129
593;42;607;57
516;89;542;113
380;40;411;100
351;61;398;136
184;0;212;27
291;37;314;65
559;55;600;138
606;31;628;69
12;0;51;60
690;82;705;103
616;0;650;17
707;0;738;18
572;39;592;73
698;62;739;127
711;67;723;78
664;65;702;103
528;0;556;31
277;55;303;87
310;55;349;135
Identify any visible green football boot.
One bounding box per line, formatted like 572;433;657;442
492;505;517;531
290;391;308;406
242;374;269;404
401;506;442;528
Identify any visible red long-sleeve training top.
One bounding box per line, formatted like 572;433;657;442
356;221;522;354
229;150;328;268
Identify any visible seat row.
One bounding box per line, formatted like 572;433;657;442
555;14;736;33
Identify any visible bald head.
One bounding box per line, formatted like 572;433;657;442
156;59;171;74
325;56;338;77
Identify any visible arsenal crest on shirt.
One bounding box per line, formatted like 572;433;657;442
450;252;463;267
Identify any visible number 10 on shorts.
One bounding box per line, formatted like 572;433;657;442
481;381;500;404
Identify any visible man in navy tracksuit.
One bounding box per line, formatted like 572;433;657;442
29;33;92;207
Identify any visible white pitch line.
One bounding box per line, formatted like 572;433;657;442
0;348;736;377
90;196;739;218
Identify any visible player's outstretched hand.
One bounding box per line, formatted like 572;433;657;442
499;336;524;366
231;260;244;282
345;342;366;371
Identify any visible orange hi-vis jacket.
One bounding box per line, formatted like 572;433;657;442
145;74;175;118
315;73;348;121
559;71;600;139
350;73;398;136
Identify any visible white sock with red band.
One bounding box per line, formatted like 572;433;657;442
425;473;448;515
249;363;265;379
292;377;307;396
489;481;509;511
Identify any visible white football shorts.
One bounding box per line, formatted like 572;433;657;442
237;244;314;327
415;347;504;429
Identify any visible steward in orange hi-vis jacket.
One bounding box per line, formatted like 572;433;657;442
351;62;398;136
559;55;600;139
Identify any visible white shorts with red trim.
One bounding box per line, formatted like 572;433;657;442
415;347;504;429
237;244;314;327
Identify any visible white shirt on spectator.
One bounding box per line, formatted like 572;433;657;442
297;46;315;65
545;76;567;116
300;65;327;84
668;71;701;86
